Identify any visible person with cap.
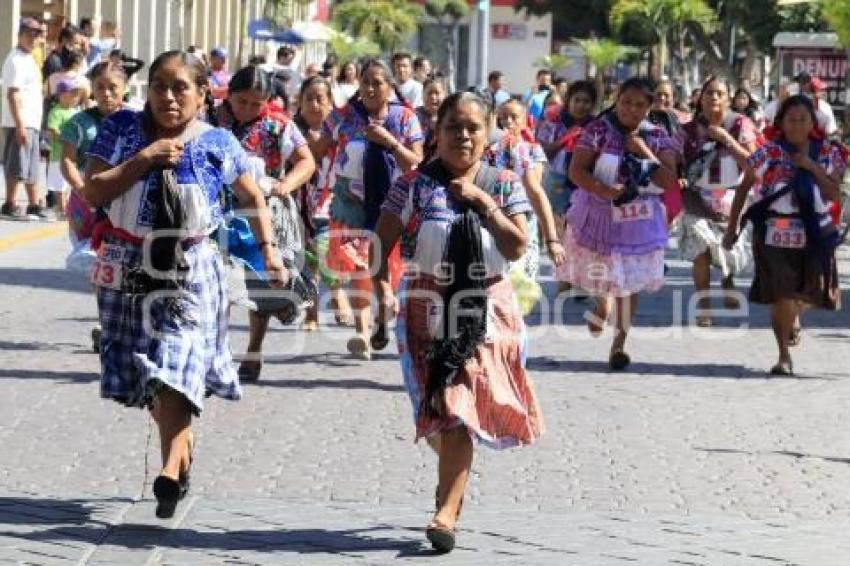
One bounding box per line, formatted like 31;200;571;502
1;17;50;220
797;72;838;137
45;77;82;218
208;47;231;104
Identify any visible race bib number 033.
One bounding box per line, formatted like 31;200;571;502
90;244;125;290
613;200;653;223
766;218;806;249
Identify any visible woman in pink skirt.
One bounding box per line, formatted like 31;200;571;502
563;78;679;370
371;92;543;553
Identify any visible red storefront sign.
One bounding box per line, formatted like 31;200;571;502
780;48;850;106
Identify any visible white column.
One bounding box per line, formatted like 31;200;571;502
67;0;80;27
202;0;211;50
161;0;172;52
3;0;20;53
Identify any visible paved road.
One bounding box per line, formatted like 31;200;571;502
1;219;850;564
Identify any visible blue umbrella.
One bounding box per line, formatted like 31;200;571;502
247;19;305;44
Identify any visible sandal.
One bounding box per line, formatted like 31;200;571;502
238;359;263;382
346;335;371;361
608;349;631;371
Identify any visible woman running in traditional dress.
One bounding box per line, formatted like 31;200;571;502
724;95;847;375
562;77;679;370
296;75;355;329
680;76;758;326
535;80;597;292
313;59;423;360
491;99;564;290
215;65;316;381
82;51;286;518
371;91;543;553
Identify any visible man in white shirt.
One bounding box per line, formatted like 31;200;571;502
796;72;838;136
485;70;511;110
392;52;423;107
2;18;50;220
268;45;302;95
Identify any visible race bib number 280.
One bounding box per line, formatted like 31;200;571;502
90;244;125;290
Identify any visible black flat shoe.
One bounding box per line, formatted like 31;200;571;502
371;323;390;351
426;524;456;553
238;360;262;382
770;362;794;376
153;475;182;519
609;350;631;371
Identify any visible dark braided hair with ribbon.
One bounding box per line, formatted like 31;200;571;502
419;91;498;418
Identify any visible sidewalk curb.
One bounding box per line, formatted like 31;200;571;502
0;222;66;253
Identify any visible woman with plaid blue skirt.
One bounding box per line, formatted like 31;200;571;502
81;51;286;519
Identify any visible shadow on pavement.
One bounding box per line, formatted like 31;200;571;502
525;357;836;380
2;521;434;557
0;268;91;294
0;497;130;527
0;368;99;383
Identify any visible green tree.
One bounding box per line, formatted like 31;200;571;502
329;32;381;63
332;0;422;55
610;0;715;85
534;54;572;74
822;1;850;46
423;0;469;91
577;38;637;104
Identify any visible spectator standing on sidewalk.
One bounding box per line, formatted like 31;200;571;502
484;70;511;111
413;56;432;83
45;78;81;218
208;47;231;104
392;52;423;107
2;18;50;220
43;25;88;81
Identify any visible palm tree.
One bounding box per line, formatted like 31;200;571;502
423;0;469;92
333;0;422;56
577;38;637;106
329;31;381;62
534;54;572;75
610;0;715;86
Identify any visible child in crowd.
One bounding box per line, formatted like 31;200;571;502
46;77;81;218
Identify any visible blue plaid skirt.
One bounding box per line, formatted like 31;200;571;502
96;236;241;414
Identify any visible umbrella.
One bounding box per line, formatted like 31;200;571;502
247;19;305;44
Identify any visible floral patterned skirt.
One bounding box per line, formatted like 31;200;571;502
558;226;666;297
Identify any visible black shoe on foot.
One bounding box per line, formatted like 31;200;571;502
152;475;182;519
426;524;456;553
609;350;631;371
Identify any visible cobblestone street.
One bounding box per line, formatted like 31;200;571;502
2;222;850;564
